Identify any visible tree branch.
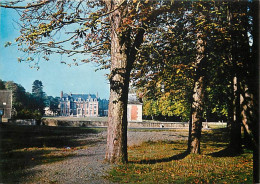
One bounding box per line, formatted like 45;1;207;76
0;0;54;9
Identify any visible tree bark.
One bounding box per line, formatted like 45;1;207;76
189;76;205;154
239;2;256;149
229;75;242;152
226;1;242;153
105;0;129;163
240;82;256;150
188;31;206;154
251;1;259;182
104;0;145;163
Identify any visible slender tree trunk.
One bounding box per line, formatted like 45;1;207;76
105;0;129;163
227;2;242;153
187;94;194;152
229;75;242;152
188;31;206;154
226;79;234;130
251;1;259;182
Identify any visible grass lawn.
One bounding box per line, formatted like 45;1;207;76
0;124;103;183
107;129;253;184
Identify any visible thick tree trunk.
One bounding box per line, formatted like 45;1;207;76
239;2;256;150
240;86;256;149
188;31;206;154
104;0;145;163
105;1;129;163
106;78;129;163
189;76;205;154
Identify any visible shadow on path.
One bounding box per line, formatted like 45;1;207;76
0;124;102;183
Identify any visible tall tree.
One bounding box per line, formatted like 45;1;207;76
0;80;5;90
32;80;45;115
0;0;178;163
104;0;178;163
188;31;207;154
251;1;259;182
46;96;60;114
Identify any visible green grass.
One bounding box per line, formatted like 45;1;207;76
107;129;253;184
0;124;103;183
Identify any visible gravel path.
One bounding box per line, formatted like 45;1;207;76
21;130;188;184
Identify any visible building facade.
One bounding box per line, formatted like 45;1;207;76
59;92;99;117
0;90;12;122
59;91;141;120
127;93;142;122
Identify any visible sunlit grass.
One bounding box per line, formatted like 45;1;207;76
107;129;253;184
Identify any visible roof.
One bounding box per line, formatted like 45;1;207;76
71;94;96;100
128;93;142;105
62;93;97;101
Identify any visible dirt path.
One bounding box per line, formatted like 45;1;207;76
21;130;188;184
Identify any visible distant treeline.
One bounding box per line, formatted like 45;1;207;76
0;79;59;120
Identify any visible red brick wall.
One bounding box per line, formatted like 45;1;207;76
131;105;138;121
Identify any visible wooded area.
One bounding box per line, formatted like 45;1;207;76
0;79;59;120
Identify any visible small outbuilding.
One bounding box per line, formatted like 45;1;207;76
127;93;142;122
0;90;12;122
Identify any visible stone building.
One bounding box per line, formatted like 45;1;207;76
127;93;142;122
0;90;12;122
59;91;99;117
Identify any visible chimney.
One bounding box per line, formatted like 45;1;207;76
61;91;63;98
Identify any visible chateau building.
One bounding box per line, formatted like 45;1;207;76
59;91;142;121
59;91;99;117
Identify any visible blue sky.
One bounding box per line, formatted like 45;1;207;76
0;7;110;99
